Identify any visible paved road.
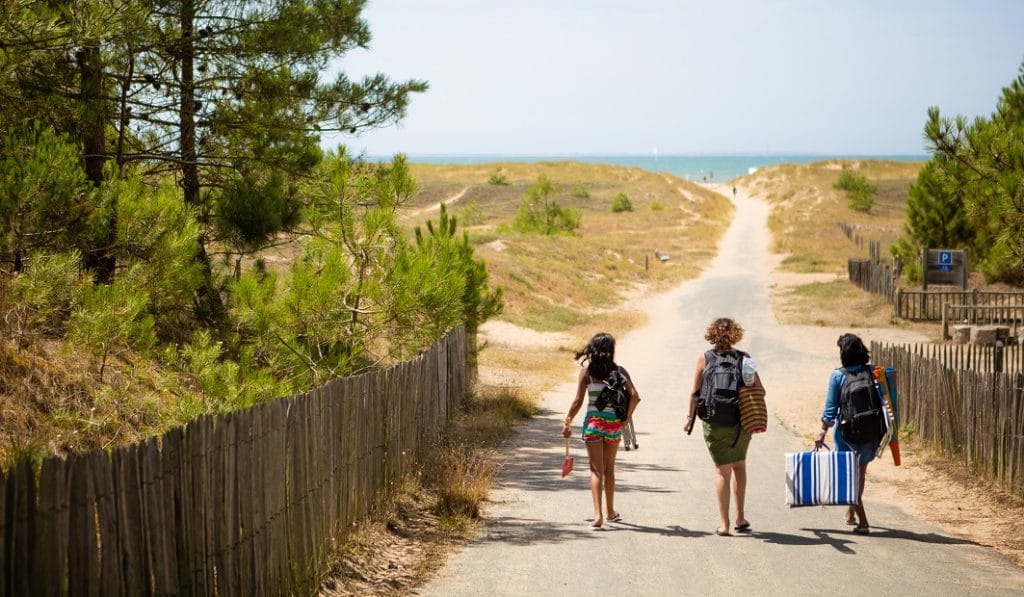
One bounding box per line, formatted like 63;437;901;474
422;190;1024;596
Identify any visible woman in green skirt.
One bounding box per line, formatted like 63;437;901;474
683;318;753;536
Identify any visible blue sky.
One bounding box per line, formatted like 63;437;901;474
328;0;1024;156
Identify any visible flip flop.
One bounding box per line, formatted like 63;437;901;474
853;525;870;535
609;512;623;523
733;522;751;532
715;528;731;536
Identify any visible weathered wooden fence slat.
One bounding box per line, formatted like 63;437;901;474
0;327;469;595
873;341;1024;495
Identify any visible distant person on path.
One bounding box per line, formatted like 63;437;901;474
684;318;753;536
815;333;884;534
732;186;737;199
563;332;640;529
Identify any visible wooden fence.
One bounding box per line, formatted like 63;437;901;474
872;342;1024;495
848;258;898;303
848;257;1024;324
0;326;468;596
896;288;1024;322
942;303;1024;340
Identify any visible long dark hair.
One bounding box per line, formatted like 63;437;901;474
838;333;870;367
575;332;616;380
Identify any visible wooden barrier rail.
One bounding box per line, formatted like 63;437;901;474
848;258;1024;324
941;303;1024;340
0;326;469;596
897;288;1024;322
872;341;1024;495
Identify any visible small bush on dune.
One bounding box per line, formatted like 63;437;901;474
513;175;581;234
611;192;633;212
570;182;589;198
460;198;486;226
487;169;509;185
833;170;877;212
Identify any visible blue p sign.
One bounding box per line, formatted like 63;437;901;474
939;251;952;265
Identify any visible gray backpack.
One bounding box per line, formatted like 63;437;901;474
838;367;885;445
695;350;742;427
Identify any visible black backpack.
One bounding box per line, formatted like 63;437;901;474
838;367;886;445
596;367;630;421
695;350;743;427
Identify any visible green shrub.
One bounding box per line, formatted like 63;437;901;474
512;175;580;234
833;170;877;212
459;198;486;226
67;267;157;379
487;169;509;185
0;125;94;269
2;251;88;345
651;201;664;211
108;177;203;340
570;182;589;198
611;192;633;212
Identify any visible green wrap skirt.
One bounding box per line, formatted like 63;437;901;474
702;421;751;466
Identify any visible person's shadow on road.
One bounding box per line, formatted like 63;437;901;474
752;529;858;554
750;526;980;555
608;521;711;538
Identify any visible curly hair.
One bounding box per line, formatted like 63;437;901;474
704;318;744;352
837;333;870;367
575;332;616;380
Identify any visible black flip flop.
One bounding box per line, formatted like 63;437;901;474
733;522;751;532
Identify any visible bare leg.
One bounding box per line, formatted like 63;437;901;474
715;463;733;533
586;440;606;527
732;460;748;527
603;441;620;518
854;464;870;529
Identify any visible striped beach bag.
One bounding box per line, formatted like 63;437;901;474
785;448;860;507
738;374;767;434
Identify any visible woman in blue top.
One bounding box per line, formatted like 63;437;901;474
815;333;880;534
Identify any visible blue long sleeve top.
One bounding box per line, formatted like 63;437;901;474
822;364;879;462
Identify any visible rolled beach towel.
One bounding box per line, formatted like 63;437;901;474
738;384;767;434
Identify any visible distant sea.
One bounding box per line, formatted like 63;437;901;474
390;154;928;183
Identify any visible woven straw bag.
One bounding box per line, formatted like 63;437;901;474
738;375;767;434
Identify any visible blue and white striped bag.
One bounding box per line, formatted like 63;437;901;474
785;449;860;506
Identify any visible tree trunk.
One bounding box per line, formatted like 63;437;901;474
179;0;224;324
77;44;117;283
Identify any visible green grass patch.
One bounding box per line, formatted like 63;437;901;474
780;254;834;273
517;304;585;332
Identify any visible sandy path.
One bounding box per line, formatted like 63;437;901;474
422;187;1024;596
408;186;469;217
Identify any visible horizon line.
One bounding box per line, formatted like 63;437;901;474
361;151;930;159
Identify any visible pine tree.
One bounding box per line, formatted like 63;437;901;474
921;62;1024;283
892;158;979;282
2;0;427;313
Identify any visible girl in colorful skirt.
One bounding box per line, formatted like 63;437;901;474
562;333;640;529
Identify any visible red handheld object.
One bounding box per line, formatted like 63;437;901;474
561;437;574;477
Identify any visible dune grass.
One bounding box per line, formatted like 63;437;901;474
407;161;732;332
737;159;923;274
